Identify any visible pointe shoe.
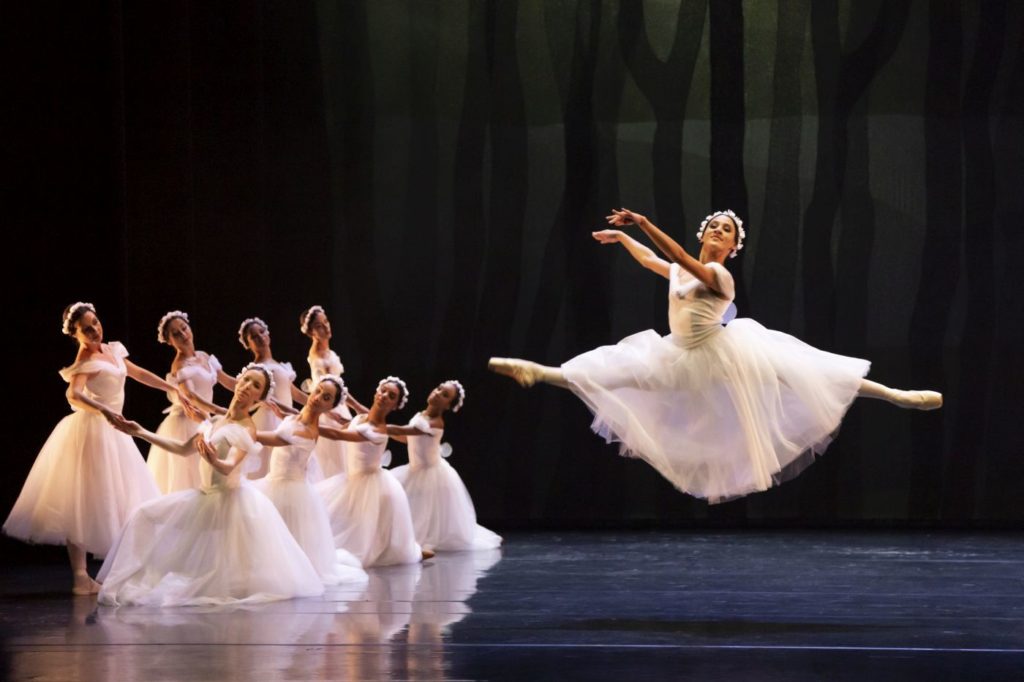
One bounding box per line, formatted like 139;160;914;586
421;548;436;560
487;357;541;388
890;389;943;411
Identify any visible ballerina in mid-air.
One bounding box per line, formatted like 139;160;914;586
490;208;941;503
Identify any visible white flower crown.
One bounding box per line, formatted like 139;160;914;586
157;310;190;344
445;379;466;413
300;305;325;335
315;374;347;404
62;302;95;336
237;317;268;348
377;375;409;410
696;210;746;259
236;362;276;399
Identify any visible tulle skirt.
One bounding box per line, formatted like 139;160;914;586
146;411;201;494
254;476;368;585
4;411;159;557
562;319;870;503
391;461;502;551
310;420;346;481
96;484;325;606
317;470;422;568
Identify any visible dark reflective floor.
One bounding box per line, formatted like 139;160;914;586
2;531;1022;680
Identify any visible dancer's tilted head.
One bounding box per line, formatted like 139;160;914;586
299;305;331;340
235;363;274;405
696;210;745;259
375;376;409;413
63;303;102;346
157;311;192;349
312;374;346;410
238;317;270;352
429;380;465;413
62;302;97;338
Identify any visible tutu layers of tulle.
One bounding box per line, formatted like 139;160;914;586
4;411;159;557
562;319;870;502
318;470;422;568
146;410;202;494
255;476;368;585
392;461;502;551
96;485;325;606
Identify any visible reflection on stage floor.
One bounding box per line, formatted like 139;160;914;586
2;531;1022;680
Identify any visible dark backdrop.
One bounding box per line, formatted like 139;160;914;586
4;1;1023;562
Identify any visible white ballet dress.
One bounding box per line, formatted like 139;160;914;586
96;419;324;606
561;262;870;503
3;342;159;557
247;359;301;480
316;416;422;567
254;416;368;585
307;350;352;480
390;414;502;551
147;353;222;494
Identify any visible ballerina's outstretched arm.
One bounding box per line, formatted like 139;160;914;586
385;424;432;439
607;208;725;294
318;424;374;443
346;394;370;415
177;377;228;417
108;415;204;455
591;229;671;278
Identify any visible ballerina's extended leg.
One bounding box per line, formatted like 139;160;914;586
857;379;942;410
487;358;568;388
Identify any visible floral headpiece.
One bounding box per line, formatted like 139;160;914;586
237;317;268;348
300;305;325;335
236;362;276;400
445;379;466;413
377;375;409;410
316;374;347;404
157;310;190;344
696;210;746;259
62;302;96;336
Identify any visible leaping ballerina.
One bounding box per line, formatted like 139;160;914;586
489;208;942;503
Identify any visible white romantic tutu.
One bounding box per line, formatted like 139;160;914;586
309;411;349;481
391;461;501;552
318;470;422;568
96;485;325;606
254;476;367;585
97;420;324;607
563;321;869;502
5;342;159;557
148;353;222;494
562;262;870;503
317;417;422;567
4;411;159;557
146;409;201;494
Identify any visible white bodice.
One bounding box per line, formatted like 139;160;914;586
198;420;257;492
166;353;222;413
308;350;352;420
344;416;389;476
405;414;443;470
668;262;735;348
59;342;130;413
266;416;317;481
308;349;343;381
263;359;297;405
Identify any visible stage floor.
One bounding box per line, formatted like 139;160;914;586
1;531;1022;680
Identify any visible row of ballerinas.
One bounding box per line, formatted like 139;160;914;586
3;303;500;603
